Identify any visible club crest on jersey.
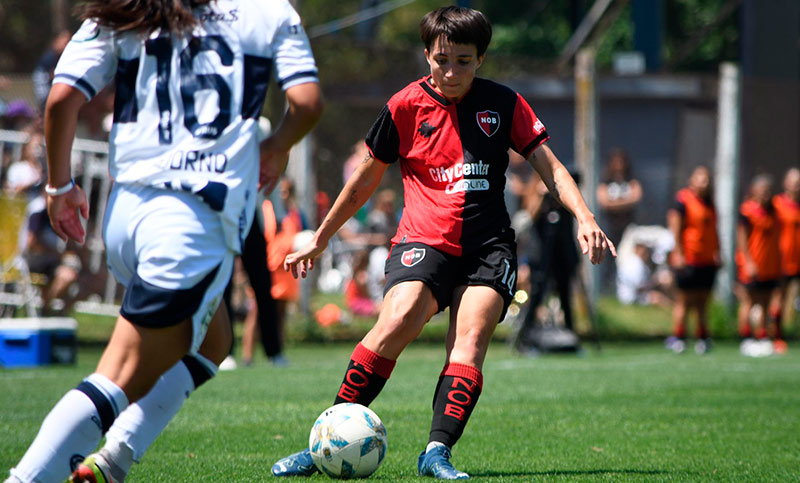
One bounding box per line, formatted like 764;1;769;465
477;110;500;137
401;248;426;267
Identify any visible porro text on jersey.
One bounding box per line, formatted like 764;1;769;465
167;150;228;173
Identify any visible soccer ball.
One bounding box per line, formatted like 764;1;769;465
309;403;387;479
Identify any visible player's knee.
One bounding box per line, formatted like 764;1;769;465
456;326;491;353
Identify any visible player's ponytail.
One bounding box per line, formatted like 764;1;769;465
76;0;215;35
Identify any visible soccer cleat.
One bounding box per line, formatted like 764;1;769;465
69;454;116;483
665;336;686;354
694;338;712;355
271;448;319;477
418;444;469;480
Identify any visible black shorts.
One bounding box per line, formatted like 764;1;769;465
739;278;780;292
384;240;518;322
674;265;718;291
783;272;800;283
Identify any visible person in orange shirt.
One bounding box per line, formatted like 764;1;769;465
736;175;782;345
769;167;800;346
667;166;720;354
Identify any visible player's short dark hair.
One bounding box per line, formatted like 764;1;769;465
420;6;492;57
76;0;215;35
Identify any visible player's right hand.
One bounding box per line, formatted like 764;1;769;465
47;185;89;244
284;236;327;279
259;138;290;194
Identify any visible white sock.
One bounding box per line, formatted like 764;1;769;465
104;355;217;471
426;441;448;454
10;374;127;483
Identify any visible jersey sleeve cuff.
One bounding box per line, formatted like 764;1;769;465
53;73;98;101
279;71;319;91
520;131;550;159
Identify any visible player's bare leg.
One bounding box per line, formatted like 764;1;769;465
273;282;439;477
419;285;503;480
362;281;440;359
689;290;712;354
73;305;231;482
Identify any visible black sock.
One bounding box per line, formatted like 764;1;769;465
428;363;483;448
333;343;396;406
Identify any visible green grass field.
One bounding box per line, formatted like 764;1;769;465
2;338;800;481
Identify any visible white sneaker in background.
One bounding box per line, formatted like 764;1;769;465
219;355;238;371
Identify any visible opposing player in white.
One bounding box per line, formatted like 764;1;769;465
4;1;322;482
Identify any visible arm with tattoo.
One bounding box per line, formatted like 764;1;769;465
528;143;616;264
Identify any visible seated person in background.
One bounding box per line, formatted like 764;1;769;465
20;192;81;315
4;130;44;197
344;249;380;317
616;241;667;307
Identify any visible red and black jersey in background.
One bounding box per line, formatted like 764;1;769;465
366;76;549;256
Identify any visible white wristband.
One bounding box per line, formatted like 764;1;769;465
45;178;76;196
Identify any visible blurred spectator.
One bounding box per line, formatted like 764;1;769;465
344;248;379;317
246;179;306;365
236;217;283;368
514;172;580;351
0;75;10;115
666;165;720;354
32;30;71;111
19;191;81;315
769;167;800;352
343;140;369;186
1;99;38;131
365;188;398;246
736;175;782;348
597;148;642;288
4;130;44;197
617;242;659;306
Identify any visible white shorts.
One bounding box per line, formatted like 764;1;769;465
103;183;235;354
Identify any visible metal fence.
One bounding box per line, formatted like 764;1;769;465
0;129;120;316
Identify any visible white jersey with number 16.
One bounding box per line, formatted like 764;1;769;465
52;0;318;252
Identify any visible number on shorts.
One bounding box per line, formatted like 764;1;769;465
500;259;516;296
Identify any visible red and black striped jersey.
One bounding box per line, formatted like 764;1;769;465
365;75;549;256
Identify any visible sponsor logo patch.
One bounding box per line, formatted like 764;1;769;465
401;248;426;267
476;110;500;137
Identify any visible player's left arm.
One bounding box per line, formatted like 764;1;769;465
528;143;616;264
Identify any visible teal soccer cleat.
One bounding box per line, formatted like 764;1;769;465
418;444;469;480
271;448;320;477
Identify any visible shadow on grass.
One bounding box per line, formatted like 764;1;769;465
471;468;673;478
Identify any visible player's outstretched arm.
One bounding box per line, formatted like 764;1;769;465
259;82;323;193
529;143;616;264
284;151;388;278
44;83;89;244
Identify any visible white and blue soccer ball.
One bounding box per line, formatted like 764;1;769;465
309;403;387;479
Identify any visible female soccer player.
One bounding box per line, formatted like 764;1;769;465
736;175;781;345
666;165;720;354
769;167;800;351
4;1;322;482
272;6;614;480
